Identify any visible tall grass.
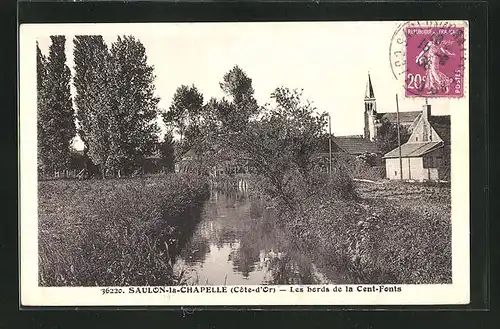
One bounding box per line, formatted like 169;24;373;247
259;167;451;284
38;174;209;286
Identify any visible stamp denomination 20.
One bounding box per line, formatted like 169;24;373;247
390;21;467;98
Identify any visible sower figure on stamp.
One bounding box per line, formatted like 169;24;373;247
416;36;456;94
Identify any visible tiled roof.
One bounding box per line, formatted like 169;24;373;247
375;111;421;124
383;141;443;158
332;136;379;155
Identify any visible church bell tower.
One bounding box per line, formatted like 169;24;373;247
364;73;377;140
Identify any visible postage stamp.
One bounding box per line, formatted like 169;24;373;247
404;25;465;98
389;21;468;99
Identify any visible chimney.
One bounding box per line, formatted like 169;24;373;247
422;101;432;142
422;102;431;121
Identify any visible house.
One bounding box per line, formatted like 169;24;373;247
383;103;450;181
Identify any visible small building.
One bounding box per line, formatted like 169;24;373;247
383;103;450;181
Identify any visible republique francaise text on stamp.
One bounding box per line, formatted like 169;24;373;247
390;21;467;98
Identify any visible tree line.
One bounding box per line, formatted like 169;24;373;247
162;65;329;209
37;34;404;184
37;35;261;179
37;35;161;178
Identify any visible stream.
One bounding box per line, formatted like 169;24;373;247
173;190;340;285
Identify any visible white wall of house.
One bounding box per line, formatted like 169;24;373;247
386;157;421;180
386;157;442;181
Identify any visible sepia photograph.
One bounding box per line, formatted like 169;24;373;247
20;21;470;306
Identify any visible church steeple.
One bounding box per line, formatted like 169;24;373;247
364;73;377;140
365;73;375;99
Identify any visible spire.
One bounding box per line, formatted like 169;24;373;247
365;73;375;99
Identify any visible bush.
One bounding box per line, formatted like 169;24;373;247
354;164;386;181
38;174;209;286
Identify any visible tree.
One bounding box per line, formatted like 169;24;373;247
38;36;75;175
374;118;411;155
74;35;160;177
227;87;327;209
73;35;112;177
218;65;259;131
107;36;160;175
36;42;49;174
159;130;175;173
163;85;204;143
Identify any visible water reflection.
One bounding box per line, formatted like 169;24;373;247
173;190;335;285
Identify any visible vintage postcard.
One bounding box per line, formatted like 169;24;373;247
19;21;469;306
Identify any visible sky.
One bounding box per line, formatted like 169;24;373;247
36;22;452;150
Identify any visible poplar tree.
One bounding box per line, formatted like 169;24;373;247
38;36;75;175
36;42;49;174
74;35;160;177
73;35;112;177
108;36;160;175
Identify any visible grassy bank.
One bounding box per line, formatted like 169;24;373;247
257;173;452;284
38;174;209;286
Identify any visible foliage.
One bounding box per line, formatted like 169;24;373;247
169;66;261;174
36;42;49;173
73;36;112;175
37;37;75;174
159;131;176;173
356;152;379;167
274;180;451;284
107;36;160;175
218;65;259;131
163;84;204;143
38;174;209;286
227;87;328;209
73;35;160;177
68;148;85;170
374;117;411;155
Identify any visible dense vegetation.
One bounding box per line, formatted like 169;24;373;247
38;174;209;286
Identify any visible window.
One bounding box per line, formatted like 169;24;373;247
394;171;397;176
416;136;419;141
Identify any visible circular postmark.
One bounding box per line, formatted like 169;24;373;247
389;20;468;98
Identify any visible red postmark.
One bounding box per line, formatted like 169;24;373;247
404;26;465;98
